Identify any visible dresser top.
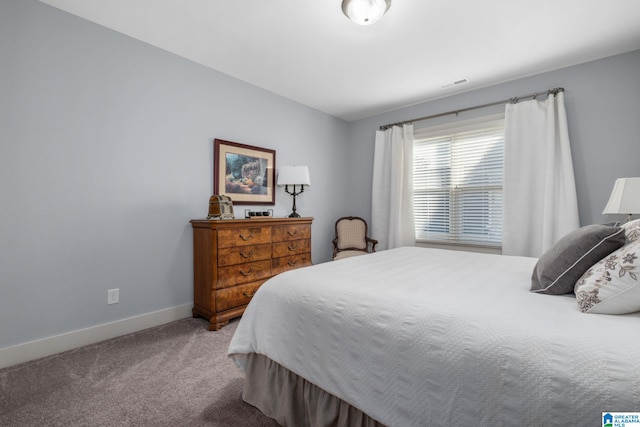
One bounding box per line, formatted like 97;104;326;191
190;217;313;228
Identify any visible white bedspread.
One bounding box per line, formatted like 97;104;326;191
228;247;640;426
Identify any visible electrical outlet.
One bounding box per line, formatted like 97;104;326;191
107;288;119;305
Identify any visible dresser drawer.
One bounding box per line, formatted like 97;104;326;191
272;239;311;258
272;224;311;242
217;260;271;289
272;254;312;276
218;243;271;267
215;280;265;312
217;227;271;248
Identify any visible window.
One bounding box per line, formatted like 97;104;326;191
413;116;504;247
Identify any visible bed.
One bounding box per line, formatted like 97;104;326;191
228;245;640;426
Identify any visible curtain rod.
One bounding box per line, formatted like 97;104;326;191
379;87;564;131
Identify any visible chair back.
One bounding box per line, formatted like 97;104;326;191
335;218;367;250
332;216;378;260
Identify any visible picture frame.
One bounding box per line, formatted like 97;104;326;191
214;139;276;205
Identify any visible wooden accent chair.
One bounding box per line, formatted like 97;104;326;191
332;216;378;260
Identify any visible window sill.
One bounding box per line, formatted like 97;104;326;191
415;240;502;255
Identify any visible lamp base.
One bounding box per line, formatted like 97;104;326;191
285;184;305;219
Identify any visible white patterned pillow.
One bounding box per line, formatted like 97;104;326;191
575;239;640;314
622;218;640;242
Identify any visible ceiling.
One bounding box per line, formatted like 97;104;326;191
39;0;640;122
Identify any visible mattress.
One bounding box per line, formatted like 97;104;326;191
228;247;640;426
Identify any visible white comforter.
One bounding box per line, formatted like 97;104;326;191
228;247;640;427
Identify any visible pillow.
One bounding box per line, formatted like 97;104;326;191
530;224;626;295
622;218;640;242
575;239;640;314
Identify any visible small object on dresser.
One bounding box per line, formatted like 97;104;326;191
245;209;273;219
207;195;235;220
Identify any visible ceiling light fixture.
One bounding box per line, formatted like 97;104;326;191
342;0;391;26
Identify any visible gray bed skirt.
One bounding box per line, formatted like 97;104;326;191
242;353;385;427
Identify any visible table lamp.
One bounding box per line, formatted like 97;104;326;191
602;177;640;223
277;166;311;218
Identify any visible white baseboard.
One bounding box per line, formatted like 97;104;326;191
0;303;193;370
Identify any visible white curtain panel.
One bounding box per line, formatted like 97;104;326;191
503;92;580;257
371;124;416;250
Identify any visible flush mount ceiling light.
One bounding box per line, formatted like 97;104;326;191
342;0;391;25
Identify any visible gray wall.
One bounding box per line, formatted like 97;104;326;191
0;0;350;349
2;0;639;351
348;49;640;228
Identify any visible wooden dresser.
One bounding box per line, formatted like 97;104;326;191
190;217;313;330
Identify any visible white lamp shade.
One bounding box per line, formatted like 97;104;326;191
602;177;640;215
342;0;390;25
277;166;311;186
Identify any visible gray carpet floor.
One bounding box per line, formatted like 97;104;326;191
0;317;279;427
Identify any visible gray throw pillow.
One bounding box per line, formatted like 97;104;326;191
530;224;626;295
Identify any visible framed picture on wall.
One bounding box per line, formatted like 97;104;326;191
213;139;276;205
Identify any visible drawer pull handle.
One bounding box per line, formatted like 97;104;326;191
287;260;297;266
240;267;253;276
240;250;254;258
239;232;254;241
288;244;297;251
287;230;298;236
242;291;255;298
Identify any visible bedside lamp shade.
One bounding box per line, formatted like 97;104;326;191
602;177;640;222
277;166;311;187
277;166;311;218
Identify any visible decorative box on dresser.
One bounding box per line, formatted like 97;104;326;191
190;217;313;330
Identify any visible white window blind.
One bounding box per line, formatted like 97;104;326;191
413;119;504;247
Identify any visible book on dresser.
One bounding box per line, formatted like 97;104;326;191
190;217;313;330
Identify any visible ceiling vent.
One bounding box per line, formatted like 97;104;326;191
441;78;469;89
